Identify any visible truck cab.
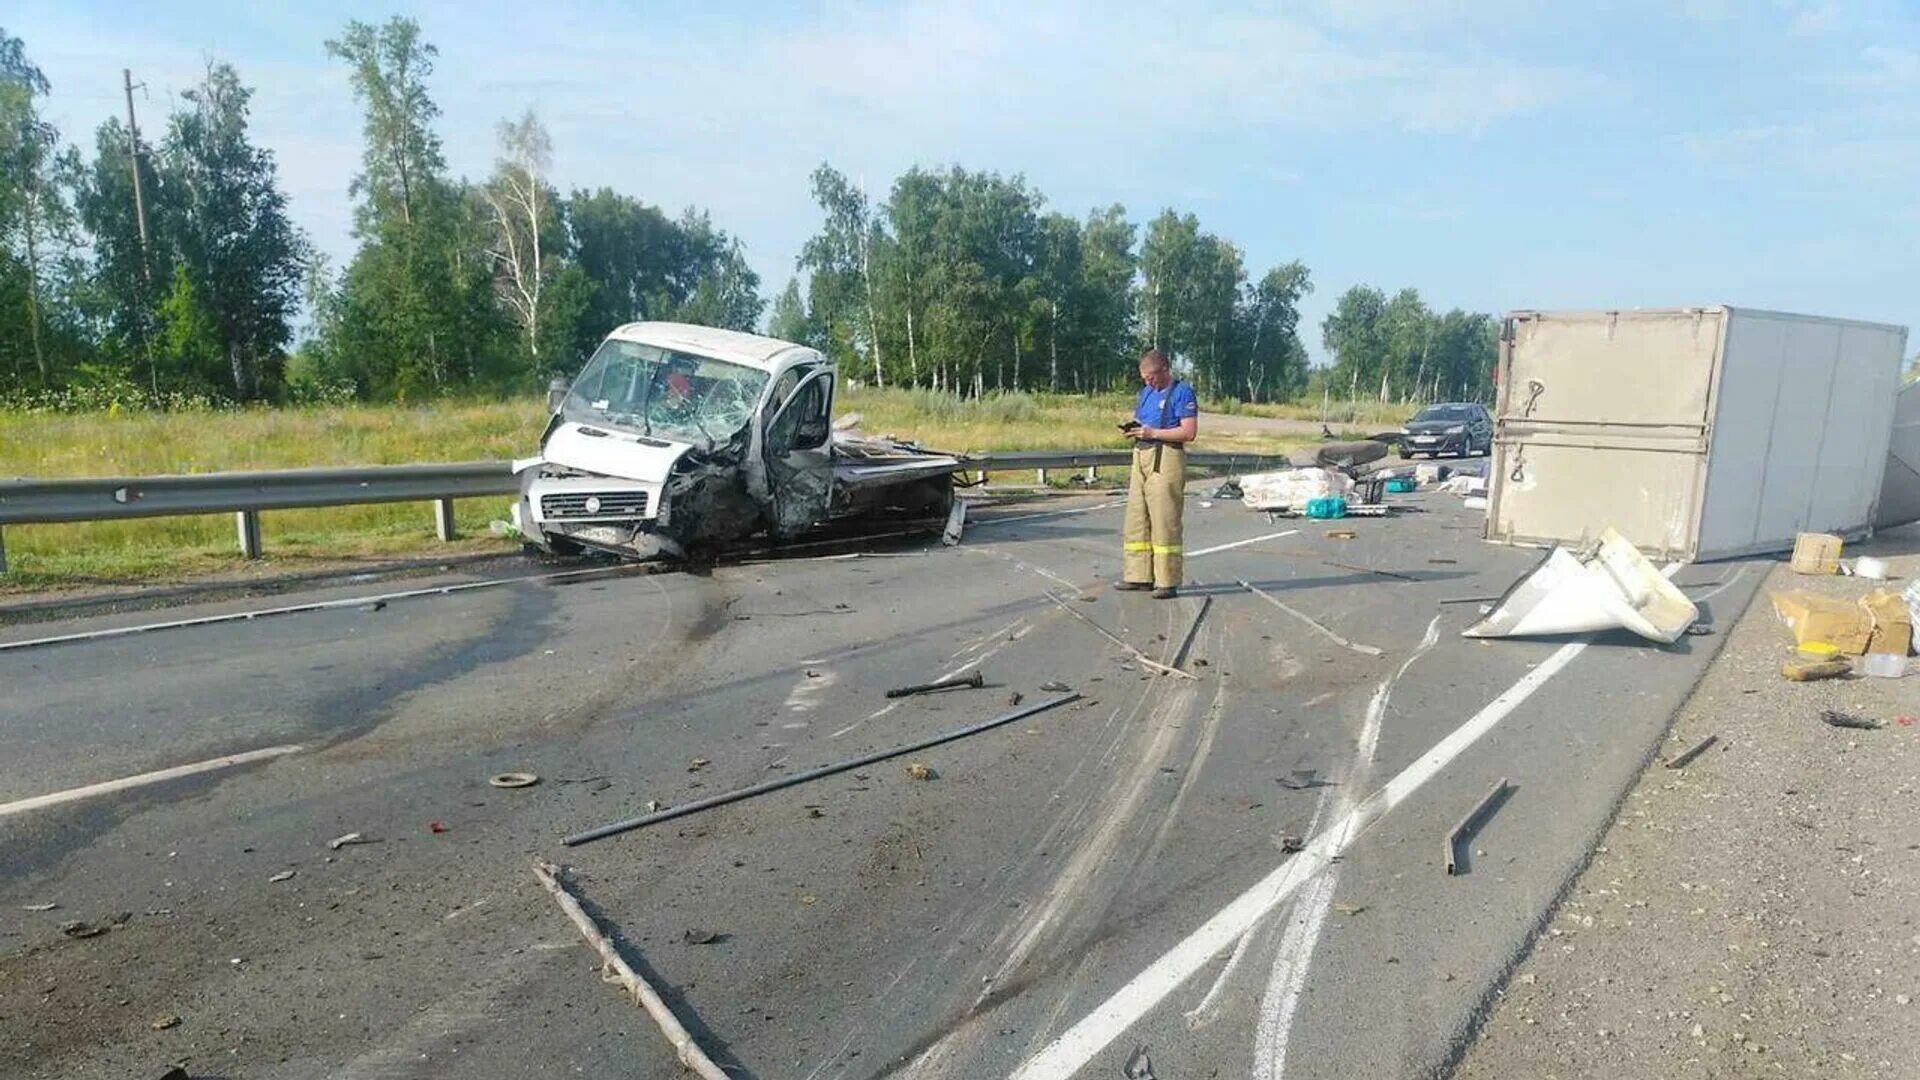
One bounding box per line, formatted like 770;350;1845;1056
514;322;840;559
514;322;958;561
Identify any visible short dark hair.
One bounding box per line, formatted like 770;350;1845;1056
1139;348;1170;370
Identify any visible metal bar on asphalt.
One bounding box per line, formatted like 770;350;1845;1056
530;859;729;1080
885;670;986;698
1443;777;1511;875
1664;733;1718;769
1048;596;1197;679
562;694;1082;846
1168;595;1212;670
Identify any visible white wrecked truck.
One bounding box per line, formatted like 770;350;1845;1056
513;322;963;559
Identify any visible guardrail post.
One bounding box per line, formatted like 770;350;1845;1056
0;526;7;574
976;469;989;485
1036;468;1048;486
434;498;458;541
235;511;262;559
1084;465;1098;483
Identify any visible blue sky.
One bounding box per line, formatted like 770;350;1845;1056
14;0;1919;358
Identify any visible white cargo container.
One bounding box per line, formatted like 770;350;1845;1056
1486;307;1909;562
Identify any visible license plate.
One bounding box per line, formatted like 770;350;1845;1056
1414;436;1438;444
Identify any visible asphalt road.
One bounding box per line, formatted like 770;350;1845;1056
0;487;1768;1079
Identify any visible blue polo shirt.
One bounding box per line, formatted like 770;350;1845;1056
1134;380;1199;430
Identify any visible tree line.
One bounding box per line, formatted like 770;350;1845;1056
0;18;759;405
2;17;1498;408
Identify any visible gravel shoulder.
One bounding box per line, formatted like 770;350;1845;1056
1454;549;1920;1079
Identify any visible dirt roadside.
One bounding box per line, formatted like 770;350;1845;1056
1453;551;1920;1079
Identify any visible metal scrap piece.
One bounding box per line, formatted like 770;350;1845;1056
1444;778;1511;875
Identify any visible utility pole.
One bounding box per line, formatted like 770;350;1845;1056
123;68;157;393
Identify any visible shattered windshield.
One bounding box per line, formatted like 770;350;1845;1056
561;339;770;446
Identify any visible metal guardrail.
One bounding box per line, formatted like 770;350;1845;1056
0;450;1295;572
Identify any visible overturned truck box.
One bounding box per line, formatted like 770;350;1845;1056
1487;307;1909;563
513;322;960;560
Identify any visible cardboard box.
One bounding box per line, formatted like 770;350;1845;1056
1771;588;1913;656
1790;532;1844;574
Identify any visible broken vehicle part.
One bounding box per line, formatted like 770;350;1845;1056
1819;709;1880;731
1782;658;1852;682
1168;596;1212;670
1464;527;1697;643
886;671;986;699
531;859;729;1080
1444;778;1512;875
562;694;1081;846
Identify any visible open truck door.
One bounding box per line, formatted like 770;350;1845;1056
763;367;836;537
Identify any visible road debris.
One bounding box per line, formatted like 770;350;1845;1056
150;1015;181;1031
1781;658;1851;682
1326;529;1358;540
562;694;1080;845
429;821;448;834
1819;709;1881;731
1007;691;1024;707
1466;529;1697;643
326;832;369;850
20;902;57;912
1123;1043;1158;1079
905;762;937;781
1334;902;1368;916
268;870;296;884
1664;734;1719;769
58;921;108;939
682;928;721;945
1048;597;1197;679
155;1067;189;1080
1445;777;1512;875
1039;680;1071;692
1239;579;1384;657
530;859;729;1080
488;772;541;789
688;759;710;772
886;671;986;698
1773;588;1914;656
1278;835;1305;854
1277;768;1322;790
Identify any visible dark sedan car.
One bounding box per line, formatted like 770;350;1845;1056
1398;402;1492;458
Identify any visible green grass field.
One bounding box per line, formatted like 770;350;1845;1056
0;389;1327;591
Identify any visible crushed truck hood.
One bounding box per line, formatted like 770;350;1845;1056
541;422;695;482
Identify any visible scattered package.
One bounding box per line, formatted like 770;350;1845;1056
1770;588;1913;656
1464;527;1698;643
1240;468;1353;512
1414;463;1452;484
1440;475;1487;496
1790;532;1844;575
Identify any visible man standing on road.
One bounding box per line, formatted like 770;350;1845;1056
1118;348;1199;599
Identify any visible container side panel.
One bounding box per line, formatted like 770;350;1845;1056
1807;324;1891;530
1750;317;1845;542
1506;311;1717;427
1695;311;1786;555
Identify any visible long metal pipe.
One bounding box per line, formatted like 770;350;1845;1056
562;693;1082;846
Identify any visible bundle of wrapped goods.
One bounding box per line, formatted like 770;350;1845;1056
1239;467;1354;511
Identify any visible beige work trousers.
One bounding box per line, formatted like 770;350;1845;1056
1122;443;1185;588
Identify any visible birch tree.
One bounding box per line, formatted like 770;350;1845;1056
484;109;554;359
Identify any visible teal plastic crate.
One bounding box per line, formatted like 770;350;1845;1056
1303;496;1347;519
1385;477;1417;494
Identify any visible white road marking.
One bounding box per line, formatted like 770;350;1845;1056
1186;530;1300;558
0;564;653;654
0;744;303;819
1239;579;1384;657
1254;613;1441;1077
1686;563;1750;604
1008;633;1595;1080
783;669;838;713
